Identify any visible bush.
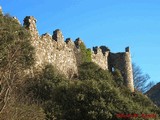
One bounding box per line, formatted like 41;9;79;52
79;42;92;63
24;64;68;119
78;62;113;81
24;63;160;120
0;13;35;117
0;101;45;120
112;69;124;86
52;80;119;120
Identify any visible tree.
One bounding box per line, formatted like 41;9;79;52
132;63;155;93
24;64;66;120
0;14;35;114
78;62;112;81
79;42;92;63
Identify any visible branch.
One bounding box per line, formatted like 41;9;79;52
0;88;10;114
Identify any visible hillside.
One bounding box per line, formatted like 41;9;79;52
0;9;160;120
146;82;160;107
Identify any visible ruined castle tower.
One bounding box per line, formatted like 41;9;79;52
23;16;134;92
124;47;134;92
109;47;134;92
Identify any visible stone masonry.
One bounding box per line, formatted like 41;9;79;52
23;16;134;92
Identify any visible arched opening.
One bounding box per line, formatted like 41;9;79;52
112;67;115;72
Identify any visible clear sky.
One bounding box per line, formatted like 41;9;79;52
1;0;160;84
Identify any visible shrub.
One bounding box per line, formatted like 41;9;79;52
79;42;92;63
112;69;124;86
24;63;160;120
78;62;113;81
0;101;45;120
0;13;35;116
24;64;68;119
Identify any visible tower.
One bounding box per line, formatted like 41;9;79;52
109;47;134;92
124;47;134;92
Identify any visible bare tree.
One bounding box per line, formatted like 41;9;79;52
132;63;155;93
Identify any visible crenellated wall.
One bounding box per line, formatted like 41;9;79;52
24;16;80;78
91;46;109;70
23;16;134;92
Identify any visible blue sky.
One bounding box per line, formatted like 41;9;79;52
1;0;160;84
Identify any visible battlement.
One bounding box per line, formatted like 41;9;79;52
125;46;130;52
23;16;134;92
52;29;64;42
93;46;110;55
74;38;83;48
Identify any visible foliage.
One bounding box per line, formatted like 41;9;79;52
25;63;160;120
0;100;45;120
0;15;34;69
0;12;44;120
112;69;124;86
78;62;113;81
79;42;92;63
0;12;35;117
24;64;67;119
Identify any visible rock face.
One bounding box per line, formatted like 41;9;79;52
23;16;134;92
146;82;160;106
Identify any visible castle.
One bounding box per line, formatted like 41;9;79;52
22;16;134;92
0;4;134;91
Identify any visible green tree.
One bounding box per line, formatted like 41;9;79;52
79;42;91;63
24;64;67;119
78;62;112;81
0;14;35;114
112;69;124;86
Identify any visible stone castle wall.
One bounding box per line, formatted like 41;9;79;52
91;47;109;70
24;16;79;78
23;16;134;92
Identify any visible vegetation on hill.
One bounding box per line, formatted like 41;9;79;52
79;42;92;63
0;11;160;120
0;13;45;119
24;63;160;120
146;82;160;107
